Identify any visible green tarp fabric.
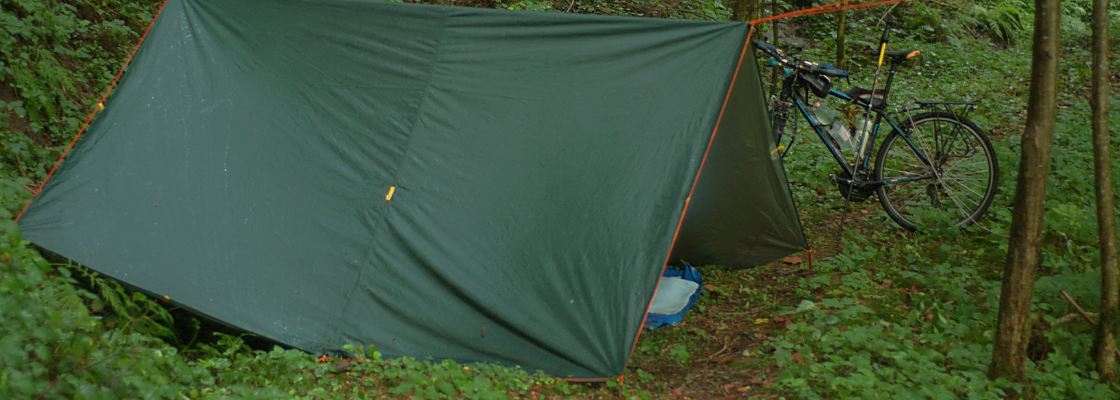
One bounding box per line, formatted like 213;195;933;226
18;0;805;379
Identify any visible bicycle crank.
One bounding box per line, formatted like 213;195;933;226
830;171;880;202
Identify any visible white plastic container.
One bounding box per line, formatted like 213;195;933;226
853;115;874;158
811;102;851;150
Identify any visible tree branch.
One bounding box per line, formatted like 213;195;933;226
1059;289;1120;360
1061;290;1098;325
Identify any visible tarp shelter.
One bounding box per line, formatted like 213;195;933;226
18;0;806;379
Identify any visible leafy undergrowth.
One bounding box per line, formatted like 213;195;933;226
3;209;603;400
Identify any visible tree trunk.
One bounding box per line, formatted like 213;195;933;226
988;0;1061;395
835;11;847;69
731;0;757;22
1089;0;1119;384
769;1;780;91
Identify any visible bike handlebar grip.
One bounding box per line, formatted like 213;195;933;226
752;40;773;51
818;64;849;78
752;40;789;69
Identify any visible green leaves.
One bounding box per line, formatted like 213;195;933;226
0;223;182;400
0;0;153;180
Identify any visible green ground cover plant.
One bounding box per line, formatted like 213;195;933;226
0;0;162;181
3;0;1120;398
725;13;1120;397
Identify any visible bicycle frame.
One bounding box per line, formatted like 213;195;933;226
776;60;958;191
757;37;998;231
787;88;910;175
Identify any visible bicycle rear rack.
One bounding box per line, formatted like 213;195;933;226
913;100;979;119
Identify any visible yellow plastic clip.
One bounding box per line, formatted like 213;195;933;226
385;186;396;201
97;102;105;111
770;145;786;155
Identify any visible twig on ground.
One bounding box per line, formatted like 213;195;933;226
708;337;732;360
1052;311;1098;327
1059;289;1120;359
1060;289;1097;325
877;2;902;26
928;0;965;10
15;157;28;178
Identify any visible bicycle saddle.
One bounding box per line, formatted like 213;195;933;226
846;87;888;109
874;49;921;62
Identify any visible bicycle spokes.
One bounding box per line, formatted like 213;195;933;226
874;111;999;231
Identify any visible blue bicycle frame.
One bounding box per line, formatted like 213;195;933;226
778;71;941;190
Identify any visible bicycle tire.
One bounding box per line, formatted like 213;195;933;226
873;111;999;231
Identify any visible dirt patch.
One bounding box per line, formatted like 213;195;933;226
618;201;886;399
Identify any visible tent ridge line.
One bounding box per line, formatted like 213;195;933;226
15;0;174;222
617;26;754;377
663;28;751;275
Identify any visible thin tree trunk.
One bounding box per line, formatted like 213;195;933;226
1089;0;1119;384
835;11;847;69
731;0;757;22
769;2;780;90
988;0;1061;396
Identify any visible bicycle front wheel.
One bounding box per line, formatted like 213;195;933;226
873;111;999;231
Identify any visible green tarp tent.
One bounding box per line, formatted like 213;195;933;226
18;0;806;379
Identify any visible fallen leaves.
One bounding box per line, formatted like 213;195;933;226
791;353;805;364
710;355;737;364
772;317;793;326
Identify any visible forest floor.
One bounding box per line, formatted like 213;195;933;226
609;202;887;399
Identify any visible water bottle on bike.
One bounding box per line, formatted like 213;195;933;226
809;101;852;150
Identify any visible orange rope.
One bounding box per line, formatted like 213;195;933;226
317;356;394;365
752;0;857;25
15;0;172;222
749;0;911;27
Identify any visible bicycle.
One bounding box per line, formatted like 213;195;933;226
754;39;999;232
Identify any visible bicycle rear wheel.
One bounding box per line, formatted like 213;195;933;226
873;111;999;231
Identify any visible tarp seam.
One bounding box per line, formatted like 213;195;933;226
333;11;454;346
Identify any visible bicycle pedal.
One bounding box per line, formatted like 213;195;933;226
828;173;851;185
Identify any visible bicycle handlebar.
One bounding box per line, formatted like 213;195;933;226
752;40;848;78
